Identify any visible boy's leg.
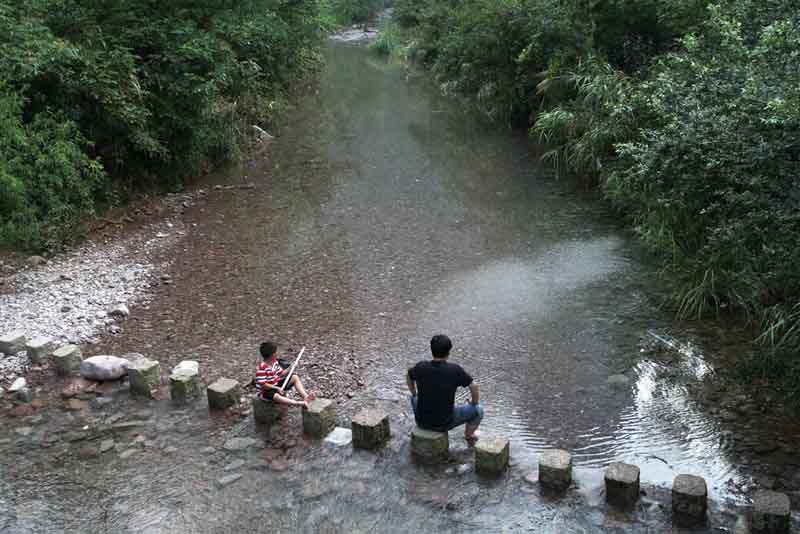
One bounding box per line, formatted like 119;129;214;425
289;375;315;402
271;392;300;406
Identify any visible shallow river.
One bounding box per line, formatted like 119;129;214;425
3;39;799;533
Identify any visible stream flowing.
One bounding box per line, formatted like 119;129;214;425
2;37;799;533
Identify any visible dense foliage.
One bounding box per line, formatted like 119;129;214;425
396;0;800;394
0;0;327;249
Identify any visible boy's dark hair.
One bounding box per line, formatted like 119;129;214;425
430;335;452;358
260;341;278;359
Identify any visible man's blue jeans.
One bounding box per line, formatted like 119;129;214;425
410;394;484;431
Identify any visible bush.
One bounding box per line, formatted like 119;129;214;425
0;0;326;250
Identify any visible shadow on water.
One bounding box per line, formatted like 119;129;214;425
3;39;800;533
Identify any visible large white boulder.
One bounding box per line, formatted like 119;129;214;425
80;355;131;381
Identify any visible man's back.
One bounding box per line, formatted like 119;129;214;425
409;360;473;430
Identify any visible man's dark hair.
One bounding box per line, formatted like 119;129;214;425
430;334;452;358
260;341;278;359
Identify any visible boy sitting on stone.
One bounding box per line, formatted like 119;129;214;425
255;341;315;408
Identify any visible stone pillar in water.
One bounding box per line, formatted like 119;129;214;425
127;358;161;398
51;345;83;376
605;462;640;509
169;360;201;403
539;449;572;489
25;337;55;364
672;474;707;527
351;408;390;450
0;331;26;355
253;396;285;425
752;490;791;534
207;378;240;410
475;436;510;476
302;398;336;438
410;427;449;463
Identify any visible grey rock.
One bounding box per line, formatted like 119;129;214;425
302;398;336;438
52;345;83;376
108;304;130;318
127;358;160;398
539;449;573;489
672;474;707;527
119;449;138;459
605;462;640;508
223;437;258;452
224;459;246;471
216;473;243;488
607;374;631;388
170;360;201;403
411;427;449;464
475;436;510;477
351;408;391;450
207;378;240;410
100;439;115;453
80;355;131;381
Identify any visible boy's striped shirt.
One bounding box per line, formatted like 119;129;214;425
255;360;284;390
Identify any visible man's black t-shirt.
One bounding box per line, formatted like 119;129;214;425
409;360;473;430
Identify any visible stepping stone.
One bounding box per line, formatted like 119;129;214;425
252;396;285;425
9;377;32;403
207;378;240;410
605;462;640;508
25;337;55;364
410;427;449;463
475;436;510;476
80;355;130;381
169;361;201;403
539;449;573;489
752;490;790;534
51;345;83;376
0;331;26;355
672;474;707;527
351;408;390;450
303;398;336;438
127;358;161;398
324;427;353;447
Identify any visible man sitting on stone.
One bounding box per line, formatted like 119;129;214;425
255;341;315;408
406;334;483;445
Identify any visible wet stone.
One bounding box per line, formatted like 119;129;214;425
752;490;790;534
539;449;573;489
410;427;449;463
351;408;390;450
253;396;284;425
127;358;160;398
170;360;201;403
100;439;115;453
605;462;640;508
224;459;245;471
25;337;55;364
223;437;258;452
119;449;138;459
52;345;83;376
207;378;240;410
216;473;243;488
672;474;708;527
302;398;336;438
9;378;32;403
80;355;131;381
0;331;26;355
474;436;509;476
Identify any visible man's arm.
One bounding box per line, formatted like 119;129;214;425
468;382;480;405
406;369;417;396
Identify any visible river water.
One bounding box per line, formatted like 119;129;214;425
2;39;799;533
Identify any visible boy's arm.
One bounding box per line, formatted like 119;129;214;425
406;369;417;395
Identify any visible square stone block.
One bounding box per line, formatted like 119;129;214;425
475;436;510;476
303;398;336;438
672;474;707;527
605;462;640;508
539;449;572;489
253;396;285;425
51;345;83;376
0;331;26;355
351;408;390;450
169;361;201;403
410;427;449;463
127;358;161;398
25;337;55;364
207;378;240;410
752;490;791;534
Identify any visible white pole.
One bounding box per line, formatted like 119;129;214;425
283;346;306;387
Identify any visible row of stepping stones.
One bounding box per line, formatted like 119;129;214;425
2;331;791;533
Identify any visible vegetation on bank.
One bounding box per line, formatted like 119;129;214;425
0;0;337;251
394;0;800;398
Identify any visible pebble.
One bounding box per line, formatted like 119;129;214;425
100;439;115;453
119;449;138;459
224;459;246;471
223;437;258;452
216;473;243;488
